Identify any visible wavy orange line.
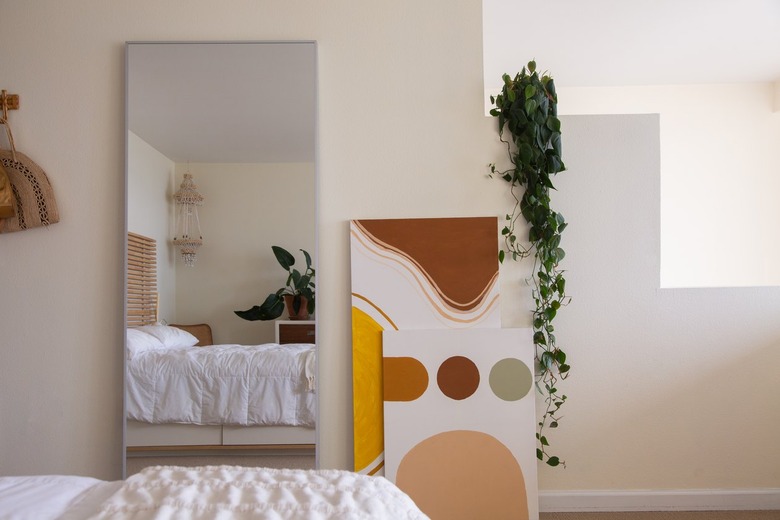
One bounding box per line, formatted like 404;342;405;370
351;227;499;324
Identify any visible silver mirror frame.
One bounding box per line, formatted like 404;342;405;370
122;40;319;478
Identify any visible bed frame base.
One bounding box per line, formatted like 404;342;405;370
126;421;316;450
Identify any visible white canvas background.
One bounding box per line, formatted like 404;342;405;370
383;327;538;518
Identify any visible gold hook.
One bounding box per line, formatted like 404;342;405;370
0;90;19;161
1;90;20;121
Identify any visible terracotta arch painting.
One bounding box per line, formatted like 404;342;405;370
350;217;501;476
383;328;538;520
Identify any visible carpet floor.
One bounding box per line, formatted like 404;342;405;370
542;511;779;520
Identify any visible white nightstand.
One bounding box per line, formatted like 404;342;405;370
275;320;316;344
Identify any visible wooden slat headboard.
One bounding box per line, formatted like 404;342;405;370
127;232;158;327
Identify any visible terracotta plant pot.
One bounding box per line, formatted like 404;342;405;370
284;294;310;320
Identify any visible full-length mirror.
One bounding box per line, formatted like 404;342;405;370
124;41;317;473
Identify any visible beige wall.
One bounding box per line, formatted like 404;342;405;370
127;131;176;322
126;148;315;343
173;162;315;345
0;0;778;499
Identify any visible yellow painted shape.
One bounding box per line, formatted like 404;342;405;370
352;306;385;473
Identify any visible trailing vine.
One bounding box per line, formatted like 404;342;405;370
488;60;570;467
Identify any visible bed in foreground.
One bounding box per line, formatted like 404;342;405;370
0;465;429;519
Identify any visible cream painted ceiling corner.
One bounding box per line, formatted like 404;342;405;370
483;0;780;289
128;41;315;164
483;0;780;89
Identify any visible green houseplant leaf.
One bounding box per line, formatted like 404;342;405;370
234;293;285;321
272;245;296;271
235;246;316;321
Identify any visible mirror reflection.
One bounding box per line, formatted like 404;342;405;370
125;41;317;473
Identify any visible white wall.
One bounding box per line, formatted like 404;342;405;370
0;0;778;500
484;81;780;288
482;0;780;89
555;83;780;289
127;131;176;321
547;114;780;492
173;162;315;345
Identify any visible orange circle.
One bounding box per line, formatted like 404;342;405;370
437;356;479;400
384;357;429;402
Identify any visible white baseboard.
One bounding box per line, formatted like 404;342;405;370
540;489;780;512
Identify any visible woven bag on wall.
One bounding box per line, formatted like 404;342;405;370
0;118;59;233
0;162;13;219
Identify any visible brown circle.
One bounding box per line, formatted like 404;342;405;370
437;356;480;400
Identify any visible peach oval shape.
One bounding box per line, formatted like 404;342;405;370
396;430;528;520
383;356;429;402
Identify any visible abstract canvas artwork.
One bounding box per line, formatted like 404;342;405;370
350;217;500;475
383;328;538;520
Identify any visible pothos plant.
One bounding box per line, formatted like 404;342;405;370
488;60;570;467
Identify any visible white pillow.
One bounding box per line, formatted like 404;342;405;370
135;324;199;349
126;328;164;359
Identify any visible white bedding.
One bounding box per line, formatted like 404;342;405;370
0;466;429;519
126;343;316;427
95;466;429;519
0;475;121;520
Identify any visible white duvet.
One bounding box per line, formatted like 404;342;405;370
0;466;429;519
126;343;316;427
0;475;121;520
94;466;429;519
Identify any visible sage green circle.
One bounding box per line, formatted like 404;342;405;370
489;358;532;401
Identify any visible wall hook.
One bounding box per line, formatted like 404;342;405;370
1;90;20;121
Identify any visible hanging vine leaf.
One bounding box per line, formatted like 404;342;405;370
488;60;570;468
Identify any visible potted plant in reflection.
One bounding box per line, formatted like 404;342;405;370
235;246;316;321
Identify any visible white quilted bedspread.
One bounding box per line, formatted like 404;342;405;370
92;466;429;519
126;343;316;427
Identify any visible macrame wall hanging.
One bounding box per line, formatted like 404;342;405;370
172;171;204;267
0;90;60;234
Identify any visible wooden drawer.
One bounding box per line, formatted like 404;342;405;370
276;320;316;344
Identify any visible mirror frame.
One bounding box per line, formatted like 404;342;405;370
122;40;319;477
